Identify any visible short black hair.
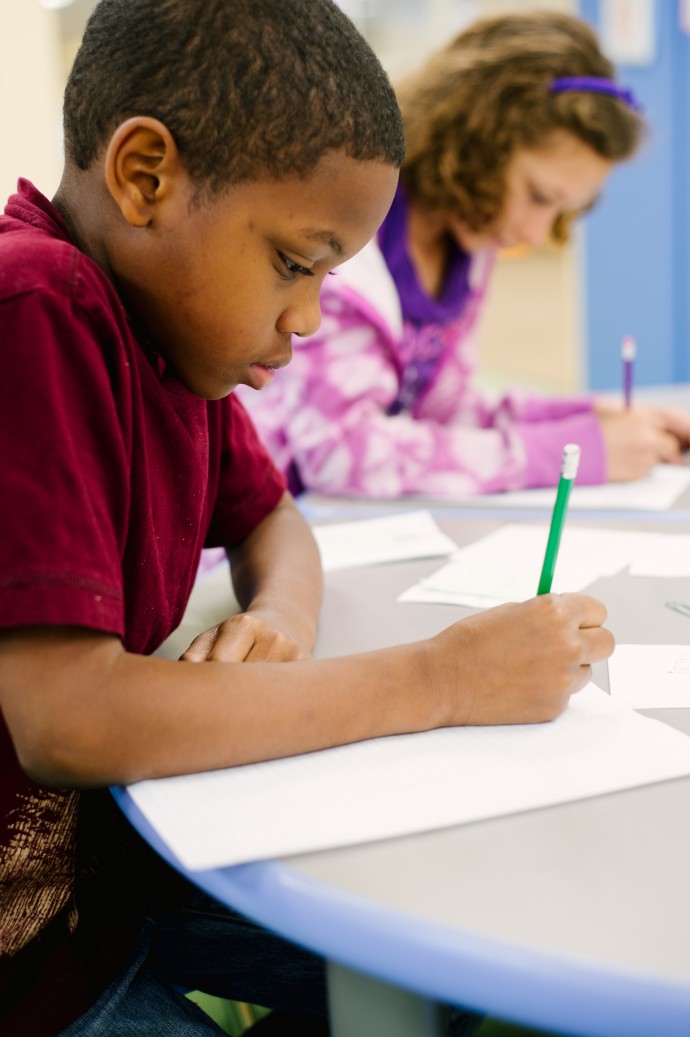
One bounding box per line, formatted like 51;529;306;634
63;0;405;193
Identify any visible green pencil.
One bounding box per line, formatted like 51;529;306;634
537;443;581;595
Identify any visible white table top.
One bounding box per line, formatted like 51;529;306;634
116;510;690;1035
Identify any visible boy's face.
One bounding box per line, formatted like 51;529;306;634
112;152;398;399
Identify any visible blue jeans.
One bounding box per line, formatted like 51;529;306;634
59;868;483;1036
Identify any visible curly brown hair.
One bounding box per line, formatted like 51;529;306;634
397;11;645;243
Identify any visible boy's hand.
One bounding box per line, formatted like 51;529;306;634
427;592;614;727
180;608;312;663
594;398;690;481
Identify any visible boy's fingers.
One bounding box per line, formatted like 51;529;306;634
181;621;256;663
181;616;308;663
579;626;616;664
244;636;309;663
554;592;608;629
570;664;593;695
179;627;220;662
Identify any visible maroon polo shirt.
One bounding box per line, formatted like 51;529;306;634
0;180;287;1034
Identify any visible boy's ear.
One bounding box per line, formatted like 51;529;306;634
104;117;181;228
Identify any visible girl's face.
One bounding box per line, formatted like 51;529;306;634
447;130;613;254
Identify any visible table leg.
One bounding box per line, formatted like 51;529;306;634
327;961;447;1037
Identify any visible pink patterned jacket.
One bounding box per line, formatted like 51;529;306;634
236;238;606;497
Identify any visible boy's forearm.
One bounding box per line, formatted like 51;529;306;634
0;593;613;790
0;627;436;789
228;492;323;652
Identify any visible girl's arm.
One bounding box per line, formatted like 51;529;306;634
240;294;607;496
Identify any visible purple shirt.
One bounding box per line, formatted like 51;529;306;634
378;184;473;414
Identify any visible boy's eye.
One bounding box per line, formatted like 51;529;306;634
278;252;314;279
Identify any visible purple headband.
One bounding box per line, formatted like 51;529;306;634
550;76;642;113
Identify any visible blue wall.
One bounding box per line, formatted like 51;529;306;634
579;1;690;389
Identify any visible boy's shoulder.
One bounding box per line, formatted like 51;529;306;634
0;224;80;305
0;180;109;308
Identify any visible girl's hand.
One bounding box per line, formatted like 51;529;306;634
180;608;312;663
594;399;690;481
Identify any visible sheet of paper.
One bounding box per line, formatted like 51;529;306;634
609;644;690;709
469;464;690;512
312;509;457;571
398;524;643;608
124;684;690;871
627;532;690;576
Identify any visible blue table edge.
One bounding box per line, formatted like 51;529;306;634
112;785;690;1036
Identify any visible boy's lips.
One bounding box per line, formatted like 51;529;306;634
247;362;278;390
246;345;291;390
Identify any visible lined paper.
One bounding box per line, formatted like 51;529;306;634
125;684;690;871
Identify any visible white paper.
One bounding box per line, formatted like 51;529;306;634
628;532;690;576
398;524;642;608
609;645;690;709
312;509;457;571
470;465;690;512
125;684;690;871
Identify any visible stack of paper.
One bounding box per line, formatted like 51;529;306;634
399;523;690;608
398;524;639;608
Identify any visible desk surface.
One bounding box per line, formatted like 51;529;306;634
117;513;690;1037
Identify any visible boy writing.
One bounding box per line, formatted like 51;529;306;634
0;0;613;1033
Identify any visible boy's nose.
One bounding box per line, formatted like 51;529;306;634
278;293;322;339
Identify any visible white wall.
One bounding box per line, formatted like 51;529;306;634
0;2;64;202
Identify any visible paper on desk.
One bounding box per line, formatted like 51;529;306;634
627;533;690;576
124;684;690;871
398;524;643;608
474;464;690;511
609;645;690;709
312;509;457;571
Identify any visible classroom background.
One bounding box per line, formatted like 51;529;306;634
3;0;688;396
3;4;689;1036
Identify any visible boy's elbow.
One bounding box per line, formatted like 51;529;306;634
11;715;103;789
0;628;127;788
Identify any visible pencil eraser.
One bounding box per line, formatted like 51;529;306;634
561;443;581;479
621;336;636;361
